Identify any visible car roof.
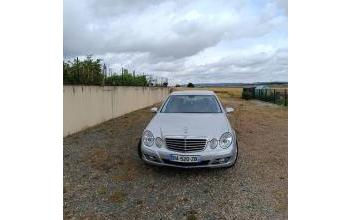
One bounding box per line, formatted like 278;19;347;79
170;90;215;95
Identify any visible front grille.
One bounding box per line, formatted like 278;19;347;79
165;138;207;152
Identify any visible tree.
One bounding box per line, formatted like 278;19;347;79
187;82;195;88
63;56;150;87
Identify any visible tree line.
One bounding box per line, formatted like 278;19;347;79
63;56;148;86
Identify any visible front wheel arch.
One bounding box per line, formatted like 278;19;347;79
223;138;239;169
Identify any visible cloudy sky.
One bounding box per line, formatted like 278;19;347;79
64;0;287;85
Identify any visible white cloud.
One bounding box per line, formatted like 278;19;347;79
64;0;287;84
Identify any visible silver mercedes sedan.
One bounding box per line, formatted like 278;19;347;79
138;90;238;168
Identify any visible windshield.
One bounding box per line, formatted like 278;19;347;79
161;95;222;113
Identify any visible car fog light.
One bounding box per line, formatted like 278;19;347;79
214;157;231;164
144;154;158;162
218;158;226;163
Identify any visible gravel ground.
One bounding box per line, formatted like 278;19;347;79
64;97;287;220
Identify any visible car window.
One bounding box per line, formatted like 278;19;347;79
161;95;222;113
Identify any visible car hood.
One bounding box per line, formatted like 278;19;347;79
146;113;231;139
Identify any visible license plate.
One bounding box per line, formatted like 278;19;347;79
169;155;201;163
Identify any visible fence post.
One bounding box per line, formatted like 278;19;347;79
284;89;287;106
259;90;261;100
273;89;276;104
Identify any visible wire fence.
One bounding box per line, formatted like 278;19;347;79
242;88;288;106
145;75;168;87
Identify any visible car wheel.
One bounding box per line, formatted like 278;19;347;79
138;139;142;159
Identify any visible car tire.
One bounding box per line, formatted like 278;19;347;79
138;139;143;159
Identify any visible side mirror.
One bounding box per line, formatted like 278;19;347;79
225;107;234;113
150;107;158;113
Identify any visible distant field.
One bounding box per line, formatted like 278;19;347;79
270;86;288;90
208;87;243;98
172;87;243;98
172;85;288;99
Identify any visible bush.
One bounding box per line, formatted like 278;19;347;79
104;74;147;86
187;83;195;88
63;56;103;85
64;56;148;86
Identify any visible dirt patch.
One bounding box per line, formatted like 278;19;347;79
64;97;287;219
88;148;124;172
110;190;127;203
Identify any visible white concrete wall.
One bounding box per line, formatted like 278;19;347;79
64;86;169;137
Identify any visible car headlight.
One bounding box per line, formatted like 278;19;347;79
208;138;218;149
155;137;164;148
219;132;233;149
142;130;154;147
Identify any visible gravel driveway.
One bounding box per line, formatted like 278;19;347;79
64;97;288;220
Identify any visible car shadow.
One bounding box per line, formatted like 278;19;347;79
143;162;236;177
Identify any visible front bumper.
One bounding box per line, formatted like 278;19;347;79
141;142;238;168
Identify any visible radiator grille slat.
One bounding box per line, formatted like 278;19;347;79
165;138;207;152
